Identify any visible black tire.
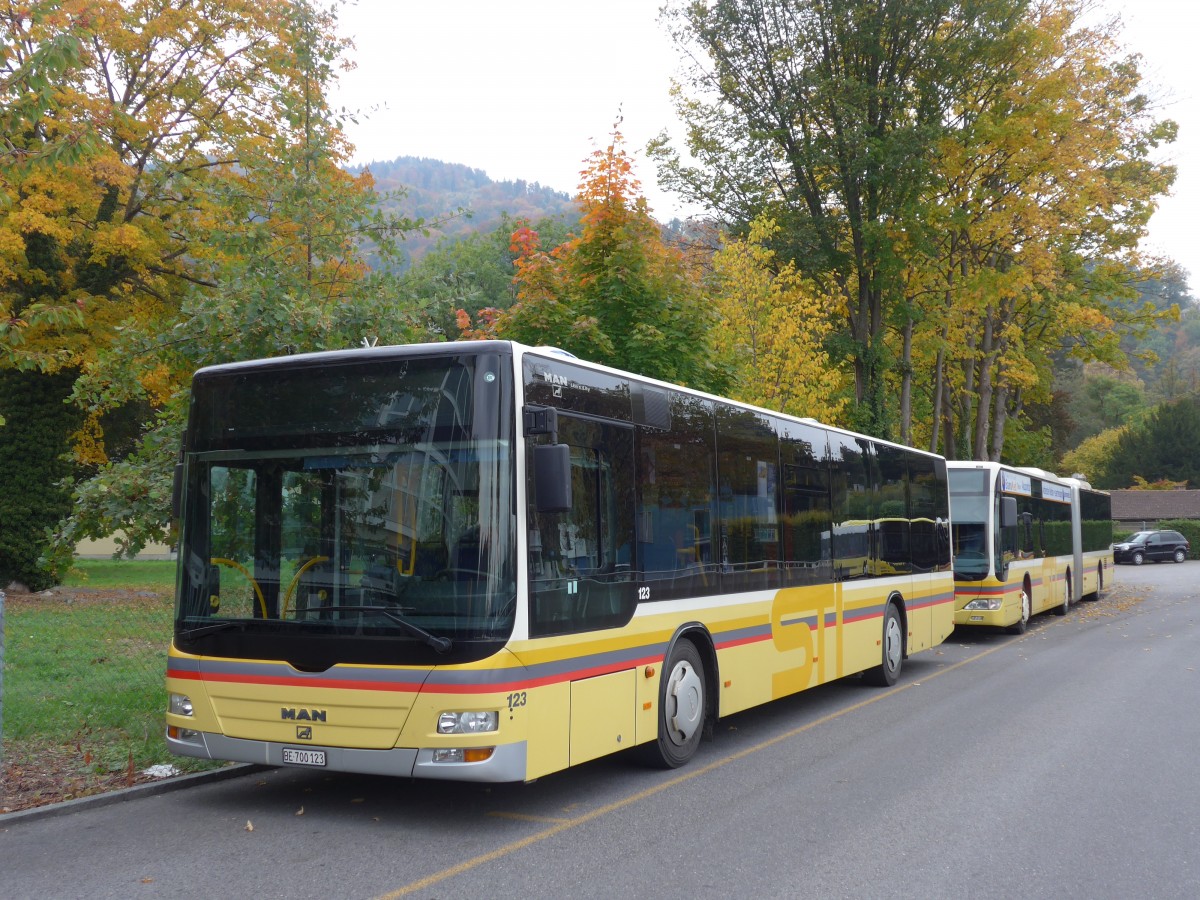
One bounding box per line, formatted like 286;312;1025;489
1083;564;1102;602
1054;573;1071;616
643;640;706;769
864;602;903;687
1174;548;1187;563
1132;551;1144;566
1007;589;1031;635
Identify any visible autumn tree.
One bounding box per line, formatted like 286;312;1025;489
0;1;426;574
913;1;1175;462
465;126;727;392
402;213;575;339
653;0;1018;435
654;0;1175;459
710;216;847;419
1059;426;1127;486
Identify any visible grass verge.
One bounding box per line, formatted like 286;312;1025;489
3;559;221;811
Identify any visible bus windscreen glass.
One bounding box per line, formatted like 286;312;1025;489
174;354;516;667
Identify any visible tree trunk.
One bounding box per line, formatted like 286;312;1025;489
899;316;913;446
973;309;995;461
990;379;1009;462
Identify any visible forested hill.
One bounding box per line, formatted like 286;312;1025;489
353;156;579;266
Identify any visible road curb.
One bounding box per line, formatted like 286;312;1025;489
0;763;269;827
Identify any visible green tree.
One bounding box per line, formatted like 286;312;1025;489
1101;396;1200;488
1067;371;1146;444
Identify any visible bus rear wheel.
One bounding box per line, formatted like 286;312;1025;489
864;602;903;687
643;640;706;769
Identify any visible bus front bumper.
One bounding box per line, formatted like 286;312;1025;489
166;728;529;782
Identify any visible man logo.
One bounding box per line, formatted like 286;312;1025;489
296;726;313;740
281;708;327;722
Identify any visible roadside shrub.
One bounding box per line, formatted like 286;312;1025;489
0;369;81;590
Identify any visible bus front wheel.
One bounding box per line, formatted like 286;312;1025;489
644;640;706;769
1007;590;1031;635
864;603;903;687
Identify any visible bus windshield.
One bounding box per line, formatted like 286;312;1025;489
173;351;516;667
948;468;990;581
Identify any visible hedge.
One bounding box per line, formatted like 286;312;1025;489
0;369;81;590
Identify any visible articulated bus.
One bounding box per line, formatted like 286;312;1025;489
166;341;954;782
947;462;1113;634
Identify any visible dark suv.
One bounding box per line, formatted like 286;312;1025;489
1113;530;1191;565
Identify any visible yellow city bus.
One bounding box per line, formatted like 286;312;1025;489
166;341;954;782
948;462;1113;634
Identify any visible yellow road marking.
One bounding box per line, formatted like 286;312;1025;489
487;812;572;824
376;635;1020;899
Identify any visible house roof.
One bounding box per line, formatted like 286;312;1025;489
1110;489;1200;522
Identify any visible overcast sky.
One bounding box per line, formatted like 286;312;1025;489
331;0;1199;285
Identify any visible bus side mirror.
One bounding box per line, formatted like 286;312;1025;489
533;443;572;513
525;405;573;514
1000;496;1017;529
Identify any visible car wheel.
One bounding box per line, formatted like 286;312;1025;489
1132;551;1144;566
1174;548;1187;563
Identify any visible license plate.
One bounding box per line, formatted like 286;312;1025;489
282;747;326;767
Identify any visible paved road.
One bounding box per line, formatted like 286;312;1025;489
2;563;1197;899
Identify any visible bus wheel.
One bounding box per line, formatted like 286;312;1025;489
864;603;903;687
1085;564;1102;602
645;640;706;769
1054;575;1071;616
1007;590;1031;635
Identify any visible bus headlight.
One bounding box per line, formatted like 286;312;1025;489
169;693;194;716
437;711;498;734
963;597;1003;611
432;747;496;763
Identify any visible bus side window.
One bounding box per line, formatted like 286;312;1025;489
528;416;635;636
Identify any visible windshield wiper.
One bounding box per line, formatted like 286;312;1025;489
308;605;452;653
177;620;246;640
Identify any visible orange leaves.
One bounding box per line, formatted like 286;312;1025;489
475;125;721;390
509;225;541;256
455;306;502;341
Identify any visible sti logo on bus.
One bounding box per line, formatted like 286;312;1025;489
281;708;327;723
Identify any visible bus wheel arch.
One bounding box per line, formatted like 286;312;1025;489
642;625;716;769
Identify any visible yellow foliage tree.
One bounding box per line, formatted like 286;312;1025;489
909;0;1176;461
711;217;847;421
